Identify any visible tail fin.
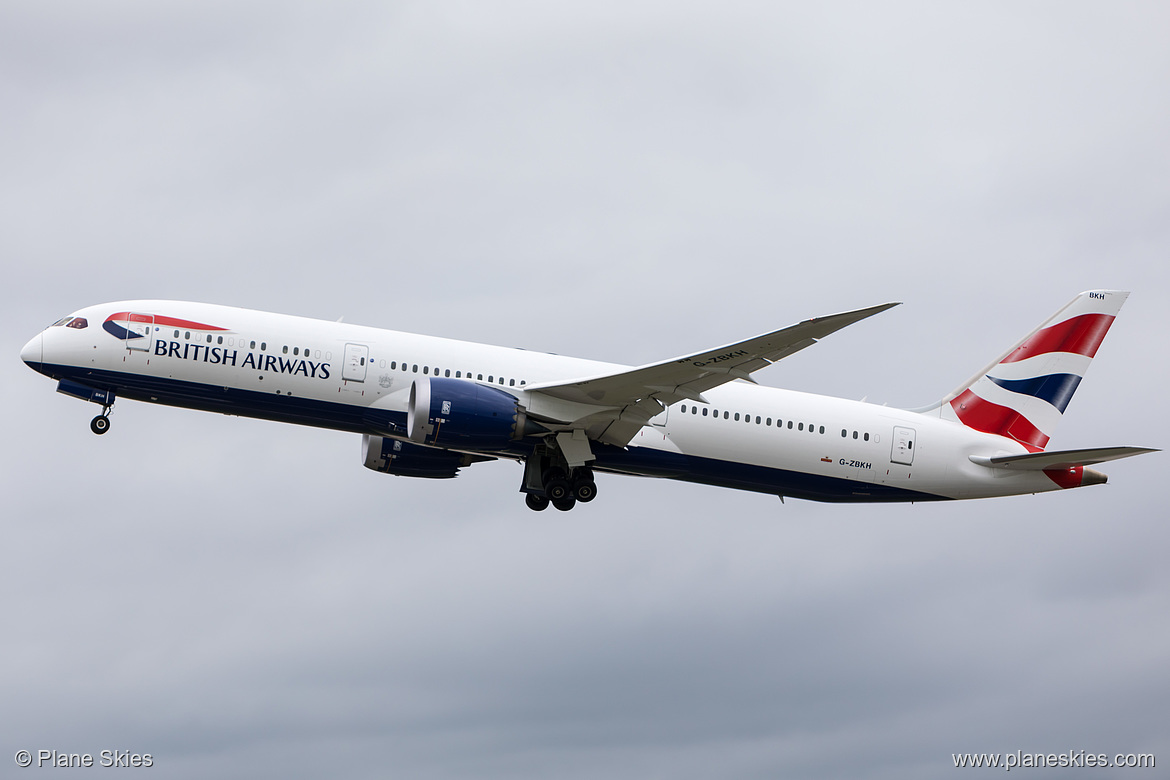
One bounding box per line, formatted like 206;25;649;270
928;290;1129;451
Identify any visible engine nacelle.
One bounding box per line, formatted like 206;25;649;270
407;377;542;451
362;434;471;479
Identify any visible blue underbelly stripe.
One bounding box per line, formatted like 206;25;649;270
42;363;948;504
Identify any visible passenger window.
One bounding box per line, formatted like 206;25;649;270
766;418;772;426
499;377;505;385
756;416;761;424
864;432;870;441
261;342;267;351
250;341;256;349
723;411;729;419
360;358;365;365
174;330;180;338
413;365;418;373
185;331;191;340
293;347;299;356
509;378;515;386
446;370;452;377
681;405;687;413
391;362;396;370
206;334;212;343
478;374;483;380
282;345;288;354
853;431;858;439
787;421;793;429
702;408;708;417
455;371;461;378
798;423;804;431
218;336;224;345
734;413;740;421
819;425;825;434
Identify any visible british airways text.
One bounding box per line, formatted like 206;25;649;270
153;340;332;379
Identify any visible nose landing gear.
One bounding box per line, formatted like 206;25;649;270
90;404;113;435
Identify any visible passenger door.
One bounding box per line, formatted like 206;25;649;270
125;313;154;352
343;343;369;382
891;426;916;466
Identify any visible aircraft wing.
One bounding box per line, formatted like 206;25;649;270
525;302;899;447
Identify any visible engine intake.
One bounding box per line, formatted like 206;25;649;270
407;377;543;451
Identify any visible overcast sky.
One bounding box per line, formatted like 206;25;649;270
2;2;1168;778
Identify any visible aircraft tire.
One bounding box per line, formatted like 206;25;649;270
545;478;571;502
572;479;597;503
525;494;550;512
90;415;110;435
552;497;576;512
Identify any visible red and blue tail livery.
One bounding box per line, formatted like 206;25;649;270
23;291;1155;510
935;290;1127;452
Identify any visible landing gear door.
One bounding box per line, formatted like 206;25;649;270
891;426;916;466
343;343;369;382
125;313;154;351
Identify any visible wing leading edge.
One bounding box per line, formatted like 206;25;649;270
525;302;900;447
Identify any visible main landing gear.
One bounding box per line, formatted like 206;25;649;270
90;405;112;435
525;466;597;512
521;442;598;512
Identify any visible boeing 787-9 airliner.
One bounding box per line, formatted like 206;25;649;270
21;290;1154;511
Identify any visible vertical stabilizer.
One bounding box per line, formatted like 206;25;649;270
931;290;1129;451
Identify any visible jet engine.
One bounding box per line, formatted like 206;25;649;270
362;434;478;479
407;377;544;451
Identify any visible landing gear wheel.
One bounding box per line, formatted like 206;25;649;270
552;497;577;512
525;494;550;512
90;415;110;435
572;478;597;503
543;468;571;503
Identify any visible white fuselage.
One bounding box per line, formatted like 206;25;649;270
22;300;1076;504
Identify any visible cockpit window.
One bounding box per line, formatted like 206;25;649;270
66;318;88;329
50;317;73;327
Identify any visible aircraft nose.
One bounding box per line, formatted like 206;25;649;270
21;332;43;370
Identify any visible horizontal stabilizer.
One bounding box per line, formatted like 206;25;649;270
969;446;1158;471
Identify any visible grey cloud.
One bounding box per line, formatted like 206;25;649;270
2;2;1168;778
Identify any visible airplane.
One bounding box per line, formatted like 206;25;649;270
20;290;1155;511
